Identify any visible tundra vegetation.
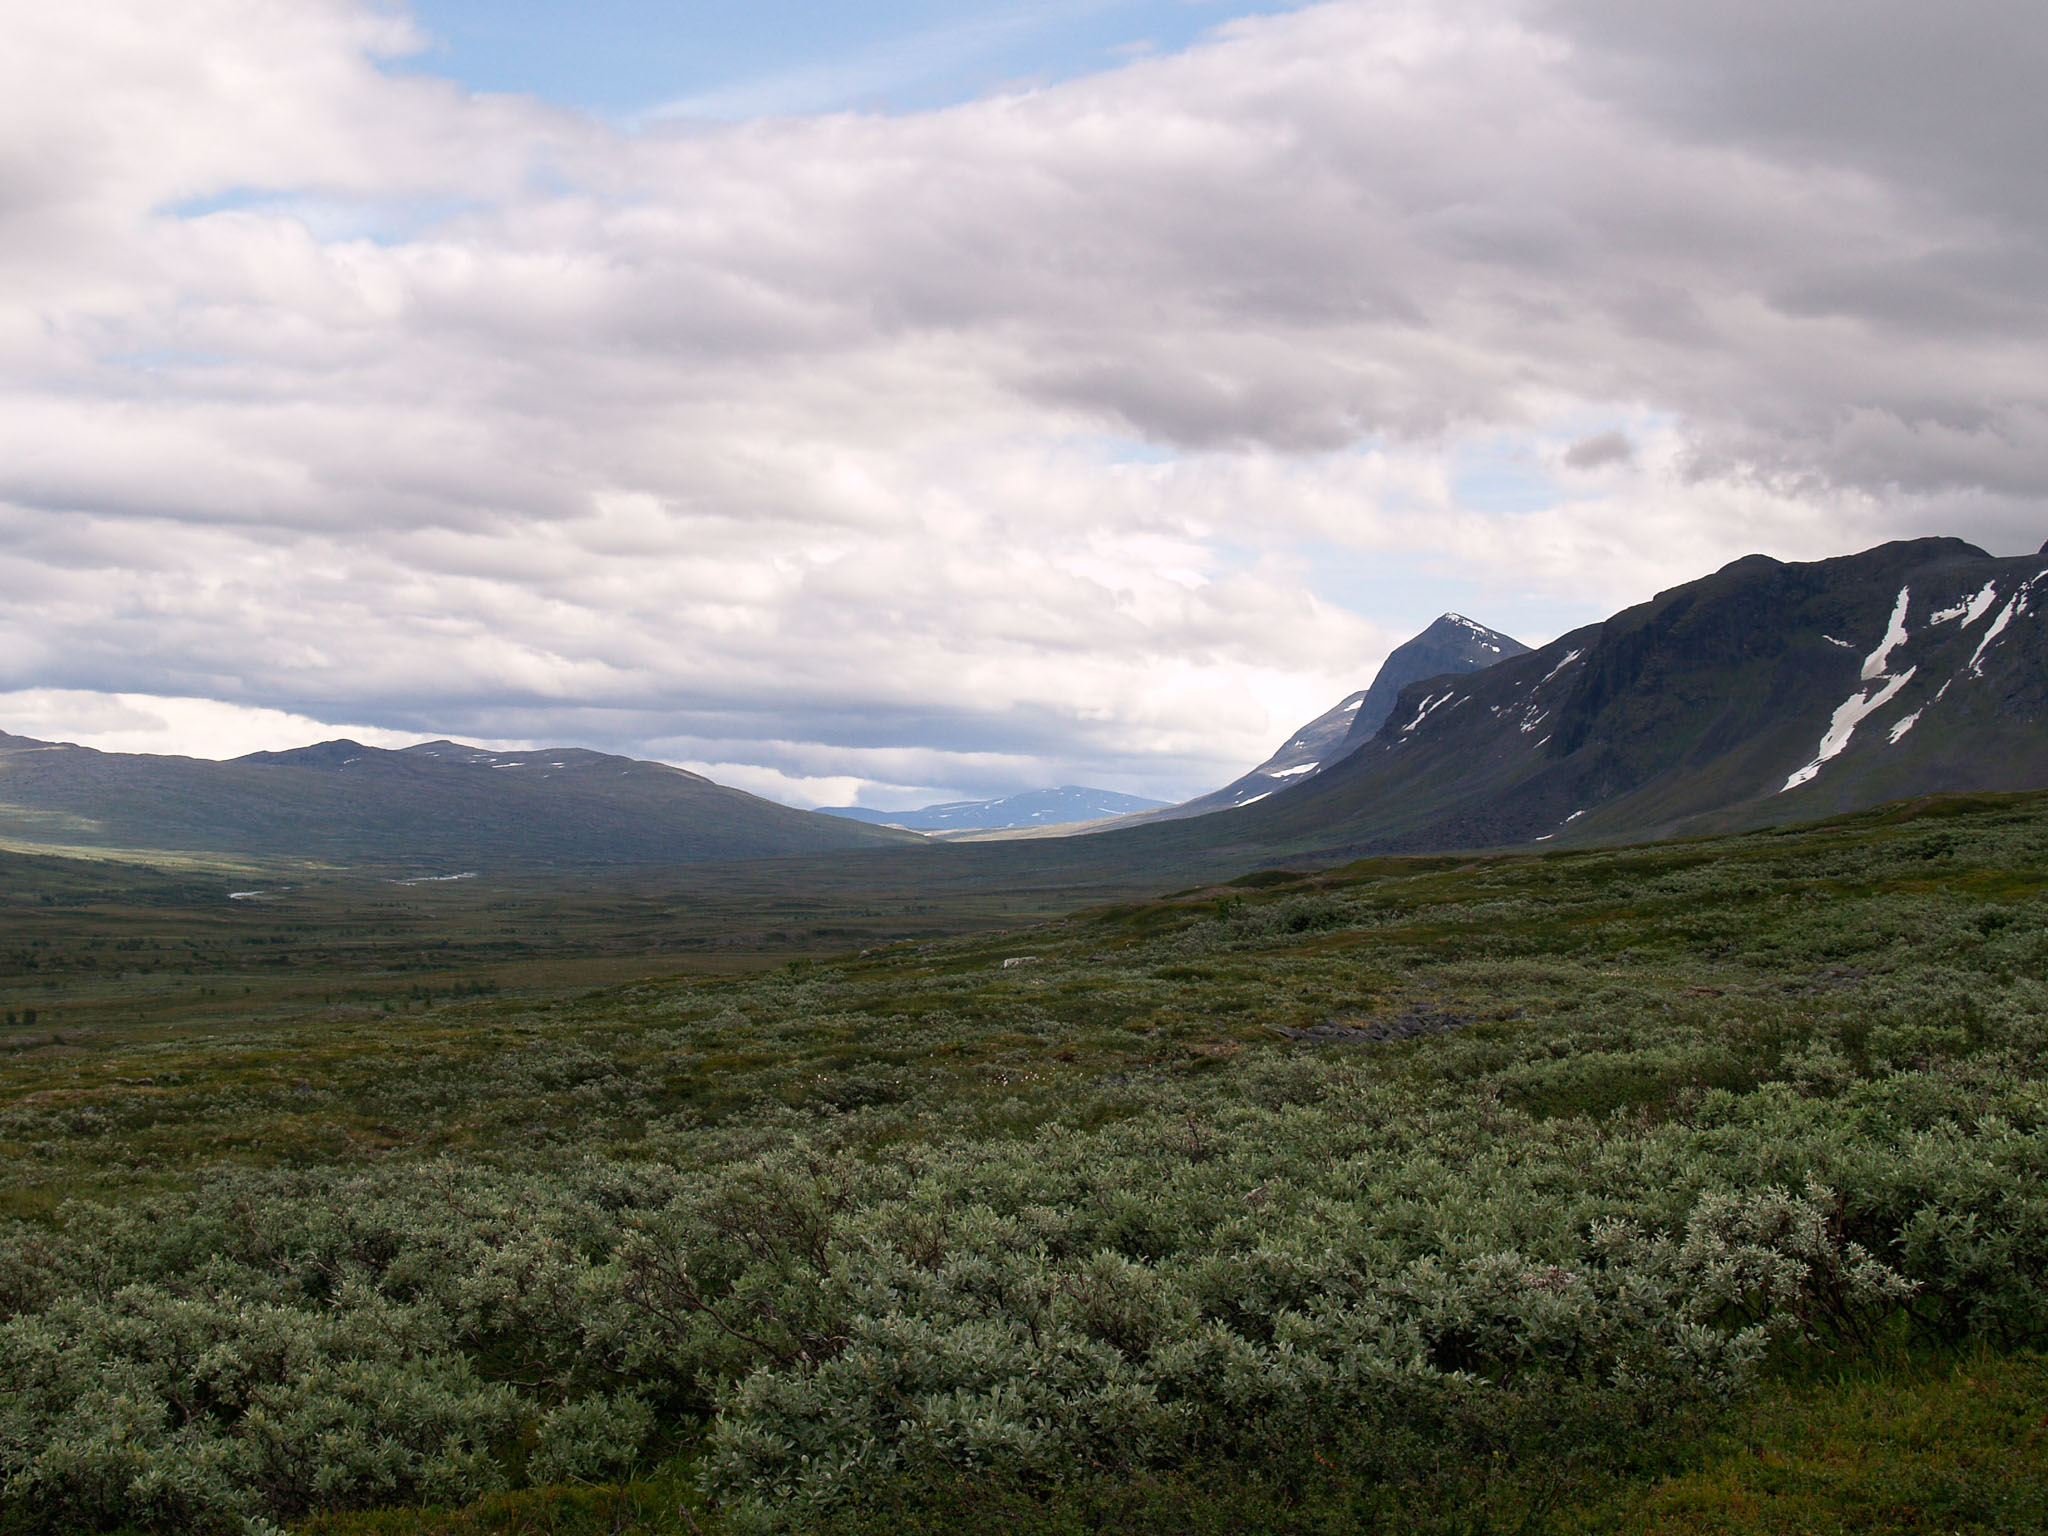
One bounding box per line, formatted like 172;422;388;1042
2;794;2046;1533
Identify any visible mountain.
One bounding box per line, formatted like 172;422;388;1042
0;735;916;869
818;785;1167;832
1139;613;1529;821
11;538;2040;884
1126;537;2048;861
1339;613;1532;748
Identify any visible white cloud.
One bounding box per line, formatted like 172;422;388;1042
2;0;2043;806
0;690;441;759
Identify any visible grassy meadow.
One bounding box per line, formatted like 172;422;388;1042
4;794;2048;1532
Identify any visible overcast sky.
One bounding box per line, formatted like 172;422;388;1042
1;0;2043;808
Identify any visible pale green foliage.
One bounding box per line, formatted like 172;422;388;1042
529;1392;654;1485
0;1284;516;1532
5;1056;2036;1530
1671;1181;1918;1345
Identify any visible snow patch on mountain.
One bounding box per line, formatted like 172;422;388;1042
1929;582;1986;625
1401;692;1454;733
1783;669;1916;791
1861;587;1911;680
1969;597;2019;675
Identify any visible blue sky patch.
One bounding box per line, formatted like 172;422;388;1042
397;0;1308;121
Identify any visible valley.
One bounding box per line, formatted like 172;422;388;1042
0;844;1165;1049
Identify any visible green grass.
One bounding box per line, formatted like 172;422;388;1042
291;1466;712;1536
1580;1351;2048;1535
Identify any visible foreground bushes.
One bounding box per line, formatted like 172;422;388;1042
3;1055;2044;1531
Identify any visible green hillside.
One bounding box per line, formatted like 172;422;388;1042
0;734;916;869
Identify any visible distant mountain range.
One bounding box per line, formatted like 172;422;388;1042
818;785;1166;832
0;735;914;869
5;537;2044;879
1141;613;1528;821
1125;536;2048;861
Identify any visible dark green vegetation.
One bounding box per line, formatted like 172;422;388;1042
1577;1351;2048;1533
0;843;1148;1052
5;792;2048;1532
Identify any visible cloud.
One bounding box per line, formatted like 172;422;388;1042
0;690;444;759
1563;430;1633;471
1;0;2043;805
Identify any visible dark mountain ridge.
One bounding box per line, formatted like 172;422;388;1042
0;734;914;868
1145;536;2048;861
1141;612;1529;822
1341;612;1531;749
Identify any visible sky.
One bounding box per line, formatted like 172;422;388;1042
397;1;1313;121
1;1;2044;809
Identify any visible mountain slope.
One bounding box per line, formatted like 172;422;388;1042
818;786;1166;832
0;735;917;868
1142;613;1529;821
1128;537;2048;861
